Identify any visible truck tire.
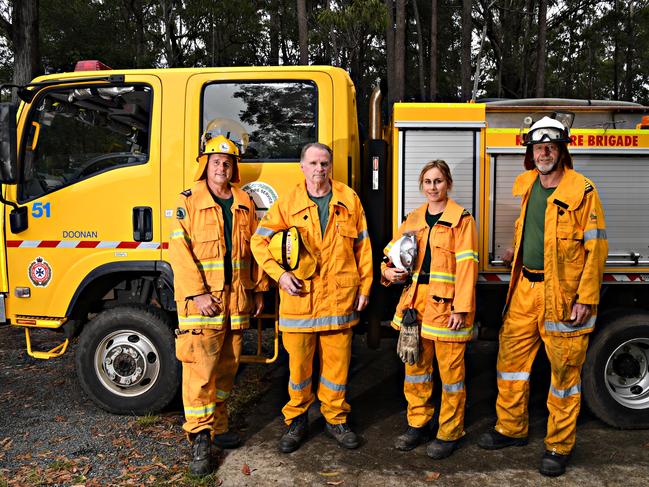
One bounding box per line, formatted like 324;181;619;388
582;313;649;429
75;306;179;415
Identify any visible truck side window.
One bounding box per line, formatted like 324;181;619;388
202;81;317;161
19;85;152;202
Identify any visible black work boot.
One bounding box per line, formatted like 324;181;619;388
394;425;431;451
426;438;461;459
278;414;308;453
539;450;571;477
325;422;360;449
189;430;212;476
213;430;242;449
477;429;528;450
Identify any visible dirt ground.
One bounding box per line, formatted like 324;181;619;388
1;324;649;487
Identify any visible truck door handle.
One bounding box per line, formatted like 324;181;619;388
133;206;153;242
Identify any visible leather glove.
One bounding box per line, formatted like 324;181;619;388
396;308;420;365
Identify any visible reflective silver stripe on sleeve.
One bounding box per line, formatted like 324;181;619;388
279;312;359;329
289;376;312;391
405;373;432;384
320;375;346;392
255;226;275;237
497;371;531;381
550;383;581;398
442;380;465;393
544;316;596;333
584;229;607;241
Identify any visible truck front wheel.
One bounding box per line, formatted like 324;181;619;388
582;313;649;429
75;306;179;414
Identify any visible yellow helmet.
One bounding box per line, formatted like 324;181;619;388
268;227;317;280
195;134;241;182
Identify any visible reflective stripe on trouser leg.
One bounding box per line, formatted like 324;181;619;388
180;328;226;436
317;328;353;424
282;331;317;424
212;327;243;434
495;274;543;438
436;340;467;441
543;332;589;454
404;338;435;428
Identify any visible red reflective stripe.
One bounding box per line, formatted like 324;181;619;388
6;241;21;247
39;240;59;248
161;242;169;249
117;242;139;249
77;241;100;248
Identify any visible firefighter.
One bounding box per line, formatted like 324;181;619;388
169;134;268;476
250;142;373;453
382;160;478;459
477;116;608;477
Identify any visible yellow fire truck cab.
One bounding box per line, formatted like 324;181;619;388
0;64;360;414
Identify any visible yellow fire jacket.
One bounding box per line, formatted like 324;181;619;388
169;180;269;330
382;198;479;342
251;180;373;332
507;168;608;336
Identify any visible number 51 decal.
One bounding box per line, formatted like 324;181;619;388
32;202;51;218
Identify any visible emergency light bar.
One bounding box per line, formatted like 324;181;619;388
74;60;113;72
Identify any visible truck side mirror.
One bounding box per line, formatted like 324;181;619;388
10;205;28;233
0;102;18;184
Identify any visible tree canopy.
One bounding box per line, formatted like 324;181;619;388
2;0;648;119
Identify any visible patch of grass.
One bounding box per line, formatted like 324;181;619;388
135;413;161;428
25;468;46;486
49;459;74;471
182;471;223;486
0;477;8;487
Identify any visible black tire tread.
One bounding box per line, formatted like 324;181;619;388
75;305;179;415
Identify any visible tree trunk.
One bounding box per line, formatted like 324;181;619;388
10;0;41;88
269;0;280;65
429;0;437;101
623;3;634;100
535;0;547;97
411;0;425;100
385;0;396;104
461;0;472;101
297;0;308;65
160;0;182;67
394;0;406;103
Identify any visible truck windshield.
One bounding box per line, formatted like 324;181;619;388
202;81;317;161
19;84;151;202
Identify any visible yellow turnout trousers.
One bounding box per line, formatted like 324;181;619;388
402;283;467;441
175;289;243;437
496;273;589;454
281;328;353;425
405;339;466;440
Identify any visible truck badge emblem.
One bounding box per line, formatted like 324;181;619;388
28;257;52;287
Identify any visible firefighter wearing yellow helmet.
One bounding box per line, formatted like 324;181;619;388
477;115;608;477
169;133;268;476
251;142;373;453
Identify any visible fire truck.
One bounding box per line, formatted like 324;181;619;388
1;63;648;430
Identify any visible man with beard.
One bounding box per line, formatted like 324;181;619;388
477;116;608;477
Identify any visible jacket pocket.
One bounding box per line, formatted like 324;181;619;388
424;295;452;325
279;279;313;316
192;225;221;259
335;273;361;315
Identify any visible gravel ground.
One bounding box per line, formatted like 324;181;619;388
0;324;274;486
2;323;649;487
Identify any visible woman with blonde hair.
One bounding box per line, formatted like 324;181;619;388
382;160;478;459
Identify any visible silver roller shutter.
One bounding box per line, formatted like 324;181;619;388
399;130;477;222
490;154;649;265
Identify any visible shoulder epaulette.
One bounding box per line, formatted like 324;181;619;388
461;209;471;218
181;189;192;197
585;180;594;194
237;204;249;212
